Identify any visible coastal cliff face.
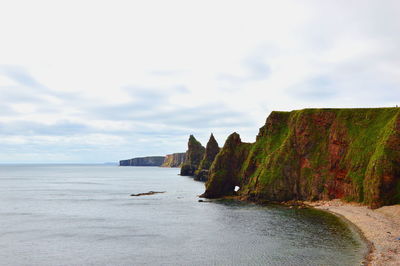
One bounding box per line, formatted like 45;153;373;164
119;156;165;166
194;134;220;181
202;108;400;208
161;153;186;167
180;135;205;176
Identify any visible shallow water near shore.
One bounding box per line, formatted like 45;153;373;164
0;165;367;266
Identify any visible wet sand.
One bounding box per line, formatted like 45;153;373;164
307;200;400;265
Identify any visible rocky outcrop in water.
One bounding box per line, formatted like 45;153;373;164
194;134;220;181
180;135;205;176
162;153;186;167
202;108;400;208
119;156;165;166
130;191;165;196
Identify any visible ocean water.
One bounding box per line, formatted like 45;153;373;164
0;165;367;266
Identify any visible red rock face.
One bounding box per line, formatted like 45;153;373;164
327;120;349;199
204;108;400;208
300;157;311;168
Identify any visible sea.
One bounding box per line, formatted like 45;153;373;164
0;164;367;266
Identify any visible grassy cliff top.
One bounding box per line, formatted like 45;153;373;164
205;107;400;207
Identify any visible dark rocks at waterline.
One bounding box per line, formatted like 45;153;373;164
130;191;166;197
180;164;196;176
194;169;209;182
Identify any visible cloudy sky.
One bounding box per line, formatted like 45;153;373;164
0;0;399;163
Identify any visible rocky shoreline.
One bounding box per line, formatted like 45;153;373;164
306;200;400;266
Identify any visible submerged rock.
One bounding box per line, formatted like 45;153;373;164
130;191;166;196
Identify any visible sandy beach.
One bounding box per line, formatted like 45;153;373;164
306;200;400;265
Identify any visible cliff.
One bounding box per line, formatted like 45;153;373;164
194;134;220;181
119;156;165;166
180;135;205;176
161;153;186;167
202;108;400;208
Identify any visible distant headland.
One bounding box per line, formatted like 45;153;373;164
119;153;186;167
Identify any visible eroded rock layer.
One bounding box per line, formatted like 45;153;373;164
202;108;400;208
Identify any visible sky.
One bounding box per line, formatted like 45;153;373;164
0;0;399;163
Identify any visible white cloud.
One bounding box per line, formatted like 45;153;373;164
0;0;399;162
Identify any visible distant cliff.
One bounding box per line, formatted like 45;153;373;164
162;153;186;167
119;156;165;166
180;135;205;176
194;134;220;181
202;108;400;208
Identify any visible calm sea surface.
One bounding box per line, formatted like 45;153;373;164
0;165;367;266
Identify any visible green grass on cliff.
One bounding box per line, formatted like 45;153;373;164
336;108;400;204
208;107;400;207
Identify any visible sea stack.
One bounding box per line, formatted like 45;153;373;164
194;134;220;181
180;135;205;176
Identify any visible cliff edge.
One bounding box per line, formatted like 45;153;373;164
161;153;186;167
202;108;400;208
194;134;220;181
119;156;165;166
